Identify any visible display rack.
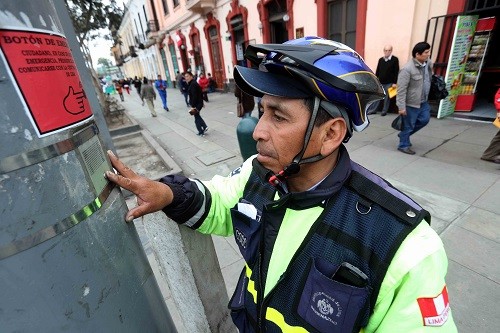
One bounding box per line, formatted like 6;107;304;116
455;17;496;112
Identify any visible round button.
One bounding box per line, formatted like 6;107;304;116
406;210;416;218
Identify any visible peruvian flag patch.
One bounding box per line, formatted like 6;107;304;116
417;286;451;326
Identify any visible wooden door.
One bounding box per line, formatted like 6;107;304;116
209;26;223;89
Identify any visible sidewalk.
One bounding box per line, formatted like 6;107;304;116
116;87;499;332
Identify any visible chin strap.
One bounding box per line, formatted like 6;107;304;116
268;97;326;187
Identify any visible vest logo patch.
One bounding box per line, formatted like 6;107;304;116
229;166;242;177
311;291;342;325
417;286;450;327
235;228;247;249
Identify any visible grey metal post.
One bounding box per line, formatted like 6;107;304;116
0;1;176;331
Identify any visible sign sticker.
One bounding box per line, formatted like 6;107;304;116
0;30;93;136
417;286;451;327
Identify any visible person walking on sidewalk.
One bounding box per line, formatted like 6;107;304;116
234;84;255;117
370;44;399;116
396;41;433;155
185;71;208;136
140;78;157;117
178;73;190;107
114;80;124;102
133;76;142;96
197;73;210;102
105;37;456;333
481;88;500;164
155;74;169;111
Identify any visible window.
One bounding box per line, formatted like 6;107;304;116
173;0;179;8
162;0;169;15
328;0;357;49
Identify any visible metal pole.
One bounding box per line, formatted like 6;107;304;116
0;1;176;331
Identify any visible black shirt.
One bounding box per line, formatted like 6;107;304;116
375;56;399;84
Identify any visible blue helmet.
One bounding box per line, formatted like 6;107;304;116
234;36;384;138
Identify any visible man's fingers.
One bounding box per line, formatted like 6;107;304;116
105;171;136;192
125;204;153;223
107;150;137;179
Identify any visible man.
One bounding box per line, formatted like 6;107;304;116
106;37;456;332
481;88;500;163
371;45;399;116
396;42;433;155
234;84;255;117
155;74;169;111
132;76;142;95
207;73;216;93
177;72;189;107
140;77;157;117
185;71;208;136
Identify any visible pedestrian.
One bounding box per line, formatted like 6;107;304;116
177;72;189;107
133;76;142;96
155;74;169;111
198;73;210;102
114;80;124;102
140;77;157;117
396;41;433;155
481;88;500;164
207;73;216;93
105;37;456;332
123;78;131;95
370;44;399;116
174;70;182;89
185;71;208;136
234;84;255;117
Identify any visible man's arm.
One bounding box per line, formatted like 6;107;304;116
396;67;410;115
364;222;457;332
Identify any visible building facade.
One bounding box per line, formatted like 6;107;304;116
112;0;499;116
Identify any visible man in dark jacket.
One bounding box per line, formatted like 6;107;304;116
371;45;399;116
234;85;255;117
185;71;208;136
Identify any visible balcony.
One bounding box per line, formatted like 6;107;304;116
185;0;215;14
145;20;159;39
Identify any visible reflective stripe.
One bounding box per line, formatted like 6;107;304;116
0;181;114;260
183;179;207;228
266;307;308;333
245;264;257;304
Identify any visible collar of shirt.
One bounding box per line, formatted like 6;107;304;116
384;55;392;61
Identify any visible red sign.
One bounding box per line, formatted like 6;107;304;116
0;30;93;136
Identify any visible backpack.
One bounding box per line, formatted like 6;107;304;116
429;74;449;100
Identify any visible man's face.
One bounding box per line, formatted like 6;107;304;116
157;75;161;80
253;95;322;174
383;47;392;57
184;73;193;82
416;49;431;63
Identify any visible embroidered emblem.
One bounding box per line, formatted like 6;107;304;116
417;286;451;327
234;228;247;249
229;166;242;177
310;292;342;325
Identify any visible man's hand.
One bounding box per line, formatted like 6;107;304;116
105;150;173;222
398;109;407;116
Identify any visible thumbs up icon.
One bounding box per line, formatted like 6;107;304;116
63;86;86;115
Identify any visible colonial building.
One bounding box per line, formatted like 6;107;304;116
112;0;499;117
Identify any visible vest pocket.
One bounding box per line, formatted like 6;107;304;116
297;258;370;333
229;267;258;332
230;202;262;264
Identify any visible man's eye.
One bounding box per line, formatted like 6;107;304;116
273;114;285;122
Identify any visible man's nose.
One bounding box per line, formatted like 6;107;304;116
252;116;267;141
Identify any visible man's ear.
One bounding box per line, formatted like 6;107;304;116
320;118;347;156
